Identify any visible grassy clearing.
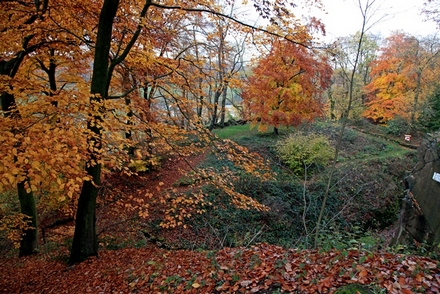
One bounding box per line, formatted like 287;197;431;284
212;124;259;139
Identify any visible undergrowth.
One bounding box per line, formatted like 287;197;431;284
165;121;418;254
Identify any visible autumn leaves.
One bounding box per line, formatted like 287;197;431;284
1;0;439;265
242;39;332;133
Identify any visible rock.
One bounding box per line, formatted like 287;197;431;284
393;133;440;246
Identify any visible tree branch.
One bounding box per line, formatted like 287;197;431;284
149;2;310;48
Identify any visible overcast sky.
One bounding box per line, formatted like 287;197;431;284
306;0;438;40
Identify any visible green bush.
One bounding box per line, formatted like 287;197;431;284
276;132;335;175
385;116;410;136
418;85;440;132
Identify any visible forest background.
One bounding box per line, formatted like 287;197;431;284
1;0;440;292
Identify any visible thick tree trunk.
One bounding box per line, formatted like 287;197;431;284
69;0;120;265
69;164;100;263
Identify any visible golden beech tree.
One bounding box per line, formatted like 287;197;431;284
0;0;93;256
363;32;440;124
242;38;332;134
1;0;325;264
66;0;323;264
0;0;49;257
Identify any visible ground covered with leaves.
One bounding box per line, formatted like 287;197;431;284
1;124;438;293
1;243;439;293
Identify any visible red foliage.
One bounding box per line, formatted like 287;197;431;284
242;39;332;131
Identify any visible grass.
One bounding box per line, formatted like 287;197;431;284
212;124;258;139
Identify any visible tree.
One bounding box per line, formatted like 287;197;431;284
276;132;334;240
1;0;325;263
314;0;389;249
0;0;96;256
242;39;332;134
420;84;440;131
0;0;49;256
206;4;247;130
363;33;440;124
423;0;440;27
327;32;379;121
69;0;152;264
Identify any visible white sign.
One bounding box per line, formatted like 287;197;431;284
433;172;440;183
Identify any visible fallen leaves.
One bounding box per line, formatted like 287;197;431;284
2;243;438;293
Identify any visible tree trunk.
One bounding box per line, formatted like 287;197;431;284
1;58;39;256
69;0;120;265
209;90;221;131
411;71;422;126
210;24;225;131
69;164;101;263
219;85;227;127
327;86;336;120
314;2;369;249
17;181;38;256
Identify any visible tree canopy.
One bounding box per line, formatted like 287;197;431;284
242;39;332;133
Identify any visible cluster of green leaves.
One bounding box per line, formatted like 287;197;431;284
275;132;335;175
386;116;411;136
316;225;383;253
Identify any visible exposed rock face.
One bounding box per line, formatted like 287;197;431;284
393;133;440;246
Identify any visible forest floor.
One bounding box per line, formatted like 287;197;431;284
1;125;439;293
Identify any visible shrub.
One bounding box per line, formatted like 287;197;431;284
385;116;410;136
276;132;335;175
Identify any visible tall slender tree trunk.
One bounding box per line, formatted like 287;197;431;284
1;56;38;256
411;71;422;126
314;0;371;249
209;90;221;131
327;86;336;120
219;84;228;127
193;28;204;119
209;24;225;131
69;0;120;265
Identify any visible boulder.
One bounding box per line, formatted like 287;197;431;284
392;133;440;246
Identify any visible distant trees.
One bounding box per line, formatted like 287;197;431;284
363;33;440;125
327;32;379;121
242;39;332;134
423;0;440;27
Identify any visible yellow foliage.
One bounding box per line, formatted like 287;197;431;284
0;213;34;249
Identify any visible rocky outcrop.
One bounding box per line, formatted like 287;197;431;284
392;133;440;246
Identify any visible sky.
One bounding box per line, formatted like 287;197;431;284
306;0;438;40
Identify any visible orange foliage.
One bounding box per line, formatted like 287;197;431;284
242;39;332;132
363;32;439;124
1;0;327;259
